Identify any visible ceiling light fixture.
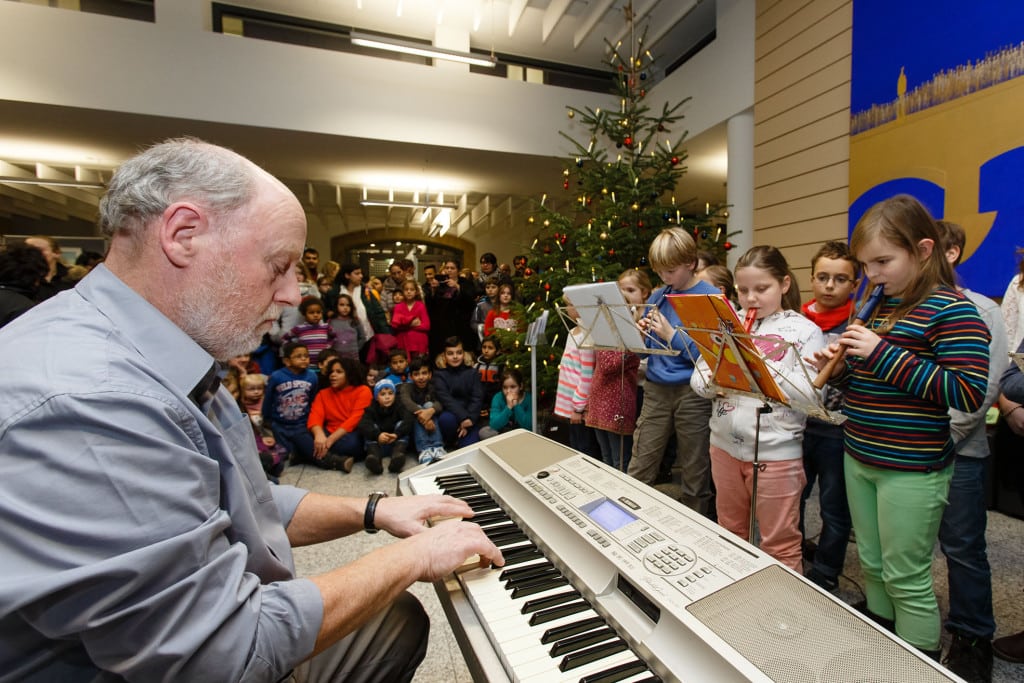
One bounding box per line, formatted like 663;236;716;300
0;176;105;189
350;31;497;68
360;199;459;210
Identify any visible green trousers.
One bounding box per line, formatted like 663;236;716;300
845;454;953;650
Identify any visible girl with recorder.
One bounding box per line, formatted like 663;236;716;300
812;195;990;659
691;246;824;573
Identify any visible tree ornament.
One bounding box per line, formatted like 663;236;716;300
528;216;535;223
567;109;574;118
599;231;608;240
701;231;708;239
563;180;569;189
658;124;665;132
631;202;639;211
544;245;551;254
640;71;647;81
544;282;551;291
524;268;534;277
724;241;734;251
576;158;584;168
608;249;616;256
671;156;680;165
638;255;649;267
601;188;609;195
624;136;633;147
638;220;644;228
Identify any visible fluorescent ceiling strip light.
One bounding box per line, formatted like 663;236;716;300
360;199;459;209
350;31;497;68
0;176;105;189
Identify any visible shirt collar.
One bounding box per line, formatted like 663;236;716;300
75;264;216;397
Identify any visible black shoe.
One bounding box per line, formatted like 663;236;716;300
802;539;818;562
389;442;408;473
365;452;383;474
321;454;353;472
943;632;993;683
804;567;838;592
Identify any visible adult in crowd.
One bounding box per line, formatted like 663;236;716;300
0;243;48;328
302;247;322;279
422;263;438;291
475;251;509;290
335;263;394;365
25;234;73;301
75;250;105;270
425;258;478;357
382;260;408;315
0;138;502;682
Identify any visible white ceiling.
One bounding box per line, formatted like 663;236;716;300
0;0;727;242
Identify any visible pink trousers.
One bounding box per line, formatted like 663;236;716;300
710;445;806;573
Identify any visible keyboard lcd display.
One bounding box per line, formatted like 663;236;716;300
583;498;637;532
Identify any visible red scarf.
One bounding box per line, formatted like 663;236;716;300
802;298;853;332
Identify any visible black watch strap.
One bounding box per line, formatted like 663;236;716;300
364;491;388;534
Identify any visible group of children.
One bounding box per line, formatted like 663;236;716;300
222;328;534;479
550;194;993;669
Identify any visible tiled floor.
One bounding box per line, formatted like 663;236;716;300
282;459;1024;682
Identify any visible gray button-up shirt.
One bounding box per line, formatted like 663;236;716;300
0;265;322;682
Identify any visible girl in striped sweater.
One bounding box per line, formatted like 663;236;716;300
554;293;599;458
814;195;990;658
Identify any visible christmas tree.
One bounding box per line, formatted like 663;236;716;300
501;4;733;409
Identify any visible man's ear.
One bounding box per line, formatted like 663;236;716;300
158;203;206;268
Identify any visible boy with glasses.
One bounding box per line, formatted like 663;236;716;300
799;240;860;592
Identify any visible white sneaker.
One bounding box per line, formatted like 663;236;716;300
418;450;433;465
431;447;447;462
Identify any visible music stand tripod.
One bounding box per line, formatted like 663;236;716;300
684;321;794;547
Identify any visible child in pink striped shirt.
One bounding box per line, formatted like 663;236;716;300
553;294;600;458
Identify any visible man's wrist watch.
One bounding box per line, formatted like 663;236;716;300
364;491;388;534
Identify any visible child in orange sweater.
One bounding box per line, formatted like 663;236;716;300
307;356;372;472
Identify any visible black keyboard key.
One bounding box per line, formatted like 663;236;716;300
578;659;652;683
558;639;628;672
510;575;569;598
549;626;616;657
521;589;580;614
505;567;560;589
500;561;555;582
528;600;590;626
541;616;605;644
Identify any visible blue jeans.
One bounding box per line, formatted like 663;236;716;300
569;422;601;460
938;454;995;639
272;421;314;462
594;428;632;471
412;422;443;453
800;430;852;581
437;411;481;449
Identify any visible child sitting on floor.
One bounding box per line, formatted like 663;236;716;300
358;378;412;474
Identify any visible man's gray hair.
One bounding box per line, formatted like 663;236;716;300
98;137;257;240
